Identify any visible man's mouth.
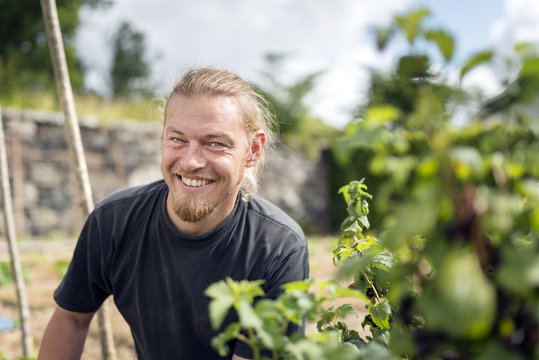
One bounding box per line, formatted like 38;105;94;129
179;175;213;188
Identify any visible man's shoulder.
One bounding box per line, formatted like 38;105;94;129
95;179;167;211
246;196;306;243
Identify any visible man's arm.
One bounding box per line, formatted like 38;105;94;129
232;355;249;360
38;306;95;360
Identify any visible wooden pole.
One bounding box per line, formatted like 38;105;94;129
39;1;117;359
10;111;25;237
0;108;33;357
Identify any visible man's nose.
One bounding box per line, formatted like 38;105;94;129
181;143;206;171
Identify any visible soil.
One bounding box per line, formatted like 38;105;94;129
0;236;367;359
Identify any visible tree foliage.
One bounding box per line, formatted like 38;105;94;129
109;21;151;99
256;53;338;157
0;0;109;96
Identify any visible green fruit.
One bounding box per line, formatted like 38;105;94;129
419;247;496;339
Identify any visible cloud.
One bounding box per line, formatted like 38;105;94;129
76;0;417;127
491;0;539;48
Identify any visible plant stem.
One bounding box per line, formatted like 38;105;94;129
247;328;261;360
363;274;382;303
236;332;261;360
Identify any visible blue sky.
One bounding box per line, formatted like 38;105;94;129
424;0;505;61
75;0;537;128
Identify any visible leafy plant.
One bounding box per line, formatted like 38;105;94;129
329;7;538;360
205;277;371;359
206;182;401;359
208;6;538;360
332;181;402;348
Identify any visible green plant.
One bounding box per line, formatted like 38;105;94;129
52;259;70;278
0;350;36;360
0;261;29;286
205;275;394;360
332;180;402;348
208;7;538;357
206;181;402;359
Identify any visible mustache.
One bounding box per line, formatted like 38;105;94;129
171;169;214;180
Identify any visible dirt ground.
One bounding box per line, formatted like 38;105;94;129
0;236;366;359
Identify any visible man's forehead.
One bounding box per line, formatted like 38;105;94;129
167;93;239;109
164;124;233;137
167;95;246;126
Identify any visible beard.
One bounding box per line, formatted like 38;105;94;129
171;192;216;223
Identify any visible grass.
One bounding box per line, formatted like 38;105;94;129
0;90;165;125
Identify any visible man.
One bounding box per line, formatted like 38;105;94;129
38;67;309;359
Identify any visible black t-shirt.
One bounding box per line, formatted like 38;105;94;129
54;180;309;359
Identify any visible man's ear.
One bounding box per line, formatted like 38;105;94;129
246;131;266;167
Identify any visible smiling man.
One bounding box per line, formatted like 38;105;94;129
37;67;309;360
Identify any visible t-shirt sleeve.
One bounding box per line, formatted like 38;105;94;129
233;233;309;358
54;211;112;313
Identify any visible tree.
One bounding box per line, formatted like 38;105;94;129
109;21;150;98
0;0;109;96
256;53;337;157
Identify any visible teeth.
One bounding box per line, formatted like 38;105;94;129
182;177;210;187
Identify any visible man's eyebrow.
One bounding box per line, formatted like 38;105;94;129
203;132;235;144
164;126;184;134
164;127;236;143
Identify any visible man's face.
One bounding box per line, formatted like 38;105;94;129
161;94;253;225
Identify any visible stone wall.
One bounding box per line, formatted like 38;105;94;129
0;108;330;238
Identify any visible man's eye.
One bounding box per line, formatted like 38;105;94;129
172;137;186;143
209;142;225;147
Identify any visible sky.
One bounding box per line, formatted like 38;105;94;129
75;0;539;128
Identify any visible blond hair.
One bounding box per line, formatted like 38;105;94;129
165;66;276;201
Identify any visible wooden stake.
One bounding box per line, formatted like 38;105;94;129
10;110;25;237
0;107;33;357
40;0;117;359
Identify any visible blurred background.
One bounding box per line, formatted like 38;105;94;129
1;0;538;236
0;1;538;359
2;0;534;125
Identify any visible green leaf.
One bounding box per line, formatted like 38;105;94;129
460;50;494;79
281;279;312;293
371;327;392;347
513;41;535;56
532;207;539;235
335;304;359;318
345;337;367;349
520;56;539;78
205;280;235;330
238;300;263;329
367;302;391;329
334;287;370;303
210;322;241;356
397;55;431;78
237;300;275;349
371;253;395;272
425;29;455;61
229;278;266;302
356;340;397;360
373;26;395;51
364;105;401;125
357;215;370;230
254;299;283;323
394;7;431;44
497;245;539;297
278;291;317;324
419;248;496;339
